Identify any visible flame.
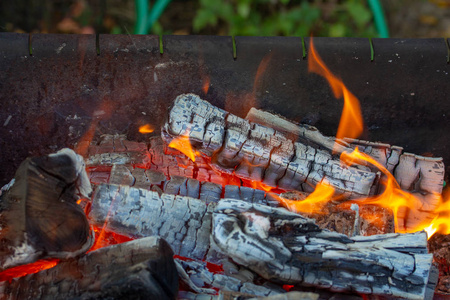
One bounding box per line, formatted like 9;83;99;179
0;259;60;282
308;38;363;142
139;124;154;134
277;182;339;214
423;194;450;239
249;180;274;192
202;76;210;95
168;135;200;162
340;148;446;236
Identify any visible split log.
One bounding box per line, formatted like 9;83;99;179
212;199;436;299
163;94;377;198
0;237;179;300
0;149;93;271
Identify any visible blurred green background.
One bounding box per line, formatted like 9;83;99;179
0;0;449;38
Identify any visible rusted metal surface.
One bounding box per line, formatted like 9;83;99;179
0;33;449;185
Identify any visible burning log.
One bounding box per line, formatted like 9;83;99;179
0;237;179;299
0;149;93;271
162;94;377;198
212;199;437;300
246;108;445;195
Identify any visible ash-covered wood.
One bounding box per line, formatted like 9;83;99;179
0;149;93;271
89;183;215;261
0;237;179;300
212;199;435;299
175;258;285;297
163;94;377;198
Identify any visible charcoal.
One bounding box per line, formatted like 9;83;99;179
0;149;93;271
200;182;222;204
212;199;435;299
0;237;179;300
163;94;377;198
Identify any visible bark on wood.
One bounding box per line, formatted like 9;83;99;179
0;237;179;300
163;94;377;198
0;149;93;271
212;199;435;299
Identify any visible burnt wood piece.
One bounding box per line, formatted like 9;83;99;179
212;199;435;300
0;237;179;300
175;258;286;297
163;94;377;198
0;149;93;271
89;183;216;261
247;108;445;196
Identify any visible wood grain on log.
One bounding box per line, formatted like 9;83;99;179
212;199;435;299
163;94;377;198
0;237;179;300
0;149;93;271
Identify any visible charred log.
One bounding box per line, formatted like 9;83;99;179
212;199;436;299
175;258;286;297
0;237;179;300
162;94;377;198
0;149;93;271
89;183;216;261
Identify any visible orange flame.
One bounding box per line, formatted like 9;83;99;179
202;76;210;95
341;148;445;237
168;135;200;162
139;124;154;134
423;195;450;239
308;38;363;142
277;182;339;214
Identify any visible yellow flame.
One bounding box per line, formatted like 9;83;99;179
139;124;154;134
168;135;198;162
277;182;338;214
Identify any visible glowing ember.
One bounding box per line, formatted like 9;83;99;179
308;38;364;143
139;124;155;134
168;135;199;162
0;259;59;282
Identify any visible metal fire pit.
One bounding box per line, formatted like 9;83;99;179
0;33;449;185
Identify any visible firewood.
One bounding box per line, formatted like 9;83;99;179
0;149;93;271
163;94;377;198
0;237;179;300
212;199;436;299
246;107;351;154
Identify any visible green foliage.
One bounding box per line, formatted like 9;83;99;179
194;0;377;37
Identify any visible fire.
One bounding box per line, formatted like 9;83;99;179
423;194;450;238
308;38;364;143
168;135;200;162
277;181;339;214
202;76;210;95
341;148;447;238
139;124;154;134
